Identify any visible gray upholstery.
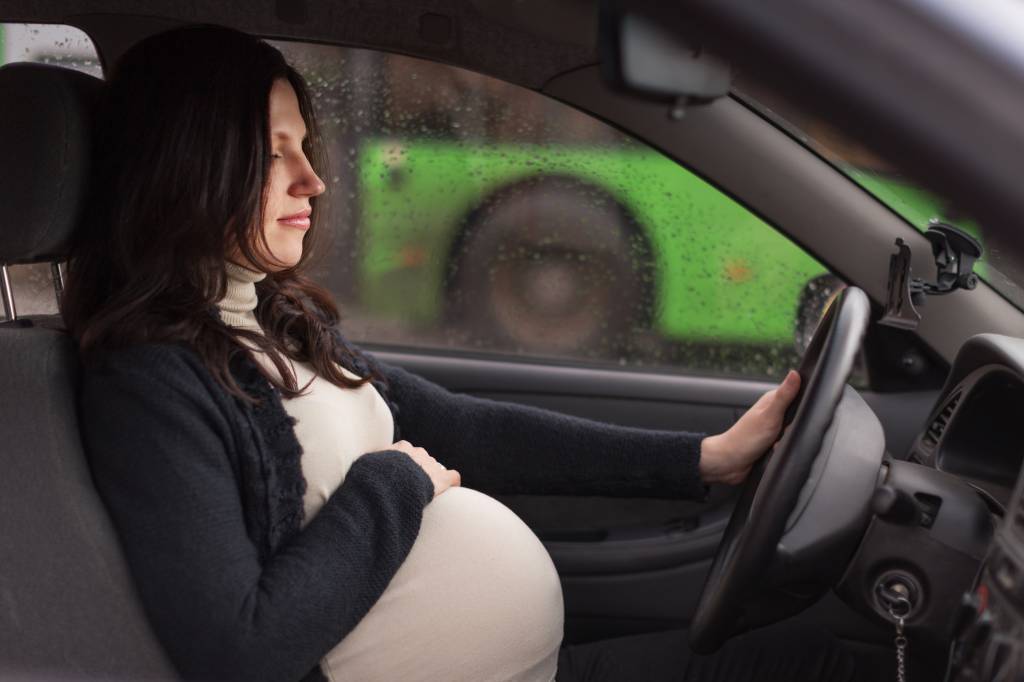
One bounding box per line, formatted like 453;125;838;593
0;62;178;679
0;63;100;264
0;325;177;678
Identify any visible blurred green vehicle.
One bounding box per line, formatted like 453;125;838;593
357;138;953;356
352;117;980;359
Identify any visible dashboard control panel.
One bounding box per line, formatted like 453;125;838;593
949;478;1024;680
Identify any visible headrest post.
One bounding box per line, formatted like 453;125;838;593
1;264;17;321
52;262;66;313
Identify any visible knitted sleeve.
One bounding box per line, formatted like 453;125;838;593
376;360;708;501
80;345;435;682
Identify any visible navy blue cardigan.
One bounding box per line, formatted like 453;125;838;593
80;341;706;682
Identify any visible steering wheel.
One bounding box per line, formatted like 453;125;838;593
688;286;871;654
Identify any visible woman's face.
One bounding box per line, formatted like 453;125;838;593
253;78;325;270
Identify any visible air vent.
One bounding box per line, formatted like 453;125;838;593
921;391;961;451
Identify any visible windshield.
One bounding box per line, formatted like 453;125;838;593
733;79;1024;310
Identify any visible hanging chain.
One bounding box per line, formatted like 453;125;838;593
893;613;908;682
884;597;911;682
877;579;913;682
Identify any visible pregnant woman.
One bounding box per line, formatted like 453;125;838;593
66;24;867;682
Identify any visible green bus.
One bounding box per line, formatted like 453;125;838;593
353;138;949;356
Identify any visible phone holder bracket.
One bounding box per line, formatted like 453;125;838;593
880;222;982;330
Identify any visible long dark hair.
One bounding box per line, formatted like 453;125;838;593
63;24;375;399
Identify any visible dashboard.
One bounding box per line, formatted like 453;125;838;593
907;334;1024;681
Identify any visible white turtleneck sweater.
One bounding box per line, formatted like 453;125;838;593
219;262;396;523
217;263;563;682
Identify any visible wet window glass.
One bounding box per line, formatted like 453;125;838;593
0;23;101;319
270;42;838;380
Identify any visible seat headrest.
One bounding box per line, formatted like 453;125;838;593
0;63;102;264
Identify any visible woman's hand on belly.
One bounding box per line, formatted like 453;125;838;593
390;440;461;498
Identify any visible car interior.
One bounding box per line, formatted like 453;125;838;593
2;1;1024;681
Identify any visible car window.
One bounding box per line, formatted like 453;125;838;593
272;40;840;381
0;23;101;319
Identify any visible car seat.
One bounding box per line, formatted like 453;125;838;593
0;62;177;680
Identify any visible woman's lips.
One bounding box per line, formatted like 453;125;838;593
278;210;311;229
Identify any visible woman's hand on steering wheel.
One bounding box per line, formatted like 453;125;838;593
699;370;801;486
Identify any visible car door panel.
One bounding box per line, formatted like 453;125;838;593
372;348;939;641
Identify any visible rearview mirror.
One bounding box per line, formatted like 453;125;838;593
600;1;731;101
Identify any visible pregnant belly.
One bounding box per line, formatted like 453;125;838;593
322;487;564;682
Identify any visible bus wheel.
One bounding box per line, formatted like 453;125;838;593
446;177;653;357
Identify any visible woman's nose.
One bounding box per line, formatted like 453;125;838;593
292;166;326;197
305;171;326;197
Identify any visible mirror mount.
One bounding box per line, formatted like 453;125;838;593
880;222;982;330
